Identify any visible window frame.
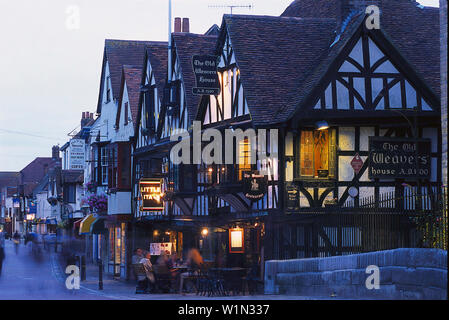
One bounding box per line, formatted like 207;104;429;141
297;127;337;180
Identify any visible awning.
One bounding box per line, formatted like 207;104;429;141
73;218;84;230
90;217;107;235
79;214;95;235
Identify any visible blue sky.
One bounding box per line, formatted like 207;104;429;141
0;0;440;171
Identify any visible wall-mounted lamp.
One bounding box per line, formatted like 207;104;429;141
201;228;209;237
153;230;159;237
315;120;329;131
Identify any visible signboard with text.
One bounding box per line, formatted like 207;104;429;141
192;55;221;95
139;179;164;211
368;137;431;179
243;172;267;201
69;139;85;170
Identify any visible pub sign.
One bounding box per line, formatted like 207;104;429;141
243;172;267;201
192;55;221;95
368;137;431;179
139;179;164;211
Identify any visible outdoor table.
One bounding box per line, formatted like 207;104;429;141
209;268;248;295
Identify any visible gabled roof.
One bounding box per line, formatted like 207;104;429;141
117;65;143;130
172;33;218;123
97;39;152;114
220;14;337;126
281;0;440;96
134;41;168;140
20;157;60;185
145;42;169;102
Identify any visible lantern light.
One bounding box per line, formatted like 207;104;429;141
315;120;329;131
201;228;209;237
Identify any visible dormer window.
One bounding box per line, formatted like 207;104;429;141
106;76;111;103
145;88;155;131
124;102;129;125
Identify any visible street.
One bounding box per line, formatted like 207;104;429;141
0;240;110;300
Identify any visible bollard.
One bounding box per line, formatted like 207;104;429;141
81;255;86;281
98;259;103;290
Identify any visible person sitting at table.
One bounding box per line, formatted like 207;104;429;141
140;252;155;292
179;248;203;294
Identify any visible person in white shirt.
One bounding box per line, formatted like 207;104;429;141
140;252;155;292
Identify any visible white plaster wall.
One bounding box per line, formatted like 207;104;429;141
339;156;355;181
339;127;355;151
108;191;131;215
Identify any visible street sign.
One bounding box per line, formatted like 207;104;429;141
350;153;364;175
192;55;220;95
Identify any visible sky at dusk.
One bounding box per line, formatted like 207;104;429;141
0;0;441;171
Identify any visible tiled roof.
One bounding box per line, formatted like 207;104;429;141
223;15;337;126
172;33;218;123
281;0;440;96
145;42;169;104
97;40;152;113
0;172;20;189
119;65;143;129
20;157;60;185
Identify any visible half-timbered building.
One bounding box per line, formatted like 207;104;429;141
84;39;150;273
132;27;219;259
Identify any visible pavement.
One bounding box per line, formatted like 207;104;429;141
1;240;335;300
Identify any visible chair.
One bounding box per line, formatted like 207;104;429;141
132;263;147;294
153;264;173;293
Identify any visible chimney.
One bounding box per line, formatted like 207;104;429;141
182;18;190;33
174;17;182;33
81;111;92;129
52;145;60;160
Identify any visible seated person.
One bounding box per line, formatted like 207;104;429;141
139;252;155;292
179;248;203;294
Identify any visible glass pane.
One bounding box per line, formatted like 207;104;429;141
314;130;329;177
300;131;314;176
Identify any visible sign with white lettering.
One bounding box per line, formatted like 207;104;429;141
192;55;220;95
243;172;267;201
368;137;431;179
139;179;164;211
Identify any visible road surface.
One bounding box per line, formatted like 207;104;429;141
0;239;109;300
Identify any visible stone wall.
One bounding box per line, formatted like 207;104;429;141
265;248;447;299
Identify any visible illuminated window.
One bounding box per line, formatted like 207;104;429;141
299;129;336;178
238;138;252;180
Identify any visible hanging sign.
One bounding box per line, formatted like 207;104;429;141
368;137;431;179
229;228;244;254
243;172;267;201
350;153;364;175
139;179;164;211
192;55;221;95
285;183;299;212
